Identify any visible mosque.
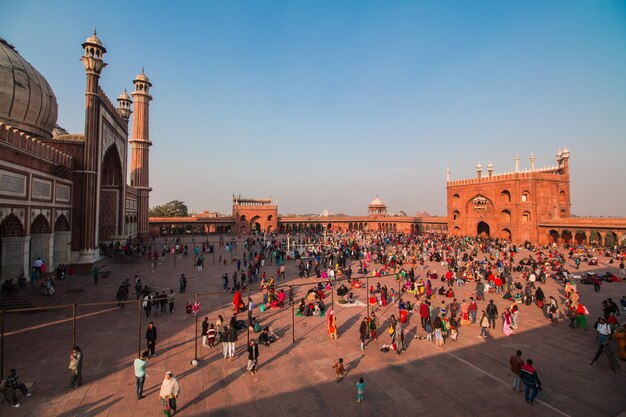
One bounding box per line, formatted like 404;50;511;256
0;32;152;279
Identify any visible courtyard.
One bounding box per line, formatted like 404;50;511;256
1;235;625;417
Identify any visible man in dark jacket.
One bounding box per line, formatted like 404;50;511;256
146;322;157;357
520;359;542;404
247;340;259;374
226;324;238;360
486;300;498;329
359;317;368;351
201;317;209;346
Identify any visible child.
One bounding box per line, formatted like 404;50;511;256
332;358;345;382
184;301;192;319
425;320;433;341
207;324;216;348
356;377;365;403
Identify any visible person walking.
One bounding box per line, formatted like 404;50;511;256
146;322;158;357
510;350;523;392
359;317;368;350
479;310;489;338
469;297;478;324
134;351;148;400
92;267;100;285
486;300;498;329
201;317;209;347
356;377;365;403
159;371;180;417
66;346;83;389
0;368;32;407
332;358;345;382
167;290;176;314
247;340;259;374
520;359;542;404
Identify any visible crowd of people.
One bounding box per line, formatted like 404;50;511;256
2;229;624;412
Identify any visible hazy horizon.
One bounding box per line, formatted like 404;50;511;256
3;1;625;217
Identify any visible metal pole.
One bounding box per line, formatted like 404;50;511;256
1;309;5;380
247;284;251;344
291;285;295;344
138;299;142;357
366;275;370;320
194;293;199;361
72;304;77;347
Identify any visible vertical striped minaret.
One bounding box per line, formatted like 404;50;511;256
130;69;152;239
79;30;106;262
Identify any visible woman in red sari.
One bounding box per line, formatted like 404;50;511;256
232;290;242;313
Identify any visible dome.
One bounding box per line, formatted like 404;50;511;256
84;32;103;47
0;38;58;139
134;71;152;86
369;196;385;207
118;90;131;101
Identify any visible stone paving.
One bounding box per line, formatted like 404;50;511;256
2;237;626;417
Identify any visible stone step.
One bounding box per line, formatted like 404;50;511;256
0;292;36;311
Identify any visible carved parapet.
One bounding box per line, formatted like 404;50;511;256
0;122;74;170
97;86;129;130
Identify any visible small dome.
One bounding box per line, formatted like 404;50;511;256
84;33;103;47
476;162;483;169
0;38;58;138
118;90;131;101
134;71;151;86
369;196;385;207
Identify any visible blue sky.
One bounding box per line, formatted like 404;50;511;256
3;0;625;216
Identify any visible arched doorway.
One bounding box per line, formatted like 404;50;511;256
549;230;559;244
100;146;123;242
561;230;572;245
605;232;618;247
1;214;26;278
477;221;490;237
501;228;512;240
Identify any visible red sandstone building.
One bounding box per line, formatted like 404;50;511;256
0;33;152;278
150;151;626;247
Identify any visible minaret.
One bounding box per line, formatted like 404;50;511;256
561;146;570;173
130;68;153;239
476;162;482;179
446;167;450;182
487;162;493;178
514;154;520;173
530;153;536;171
117;89;132;121
79;29;106;263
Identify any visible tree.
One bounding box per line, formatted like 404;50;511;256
149;200;189;217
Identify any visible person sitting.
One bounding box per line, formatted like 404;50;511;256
0;279;17;296
1;369;31;407
249;318;262;333
259;327;279;346
346;292;356;303
337;284;349;297
446;288;455;298
438;287;446;296
304;302;314;316
296;300;306;315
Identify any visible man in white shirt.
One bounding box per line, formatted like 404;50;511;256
596;317;611;345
